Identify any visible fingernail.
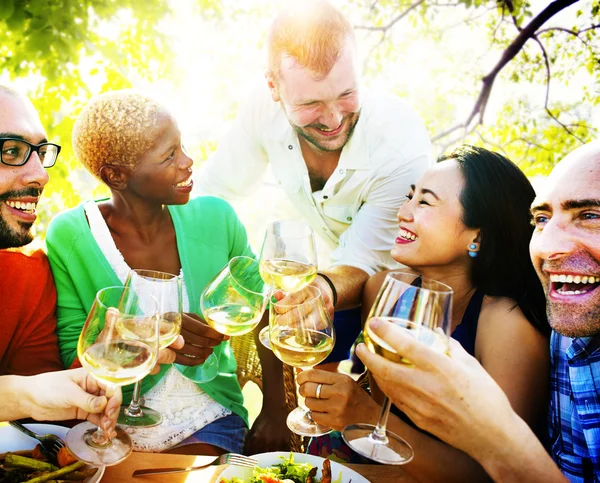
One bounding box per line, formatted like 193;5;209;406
92;398;103;411
369;318;380;329
107;408;116;419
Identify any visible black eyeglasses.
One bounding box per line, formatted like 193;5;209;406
0;138;61;168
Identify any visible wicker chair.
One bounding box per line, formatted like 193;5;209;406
230;331;305;452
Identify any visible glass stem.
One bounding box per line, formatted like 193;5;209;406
125;381;143;418
371;396;391;444
89;427;111;447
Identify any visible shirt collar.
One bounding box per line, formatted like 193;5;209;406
565;334;600;362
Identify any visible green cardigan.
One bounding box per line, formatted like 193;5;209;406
46;196;252;426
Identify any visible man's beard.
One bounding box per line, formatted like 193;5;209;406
292;111;360;153
541;255;600;338
0;187;41;249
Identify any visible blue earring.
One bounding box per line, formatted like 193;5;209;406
468;243;478;258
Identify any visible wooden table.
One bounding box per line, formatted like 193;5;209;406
103;452;417;482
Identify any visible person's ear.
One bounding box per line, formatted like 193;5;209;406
99;164;131;191
265;71;280;103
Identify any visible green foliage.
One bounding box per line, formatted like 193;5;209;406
352;0;599;173
1;0;599;242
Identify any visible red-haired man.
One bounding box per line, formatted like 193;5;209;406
197;0;432;452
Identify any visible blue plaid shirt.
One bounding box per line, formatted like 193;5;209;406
549;331;600;482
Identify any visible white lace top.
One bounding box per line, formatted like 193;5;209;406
84;201;231;452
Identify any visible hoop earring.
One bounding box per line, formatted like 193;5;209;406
468;243;478;258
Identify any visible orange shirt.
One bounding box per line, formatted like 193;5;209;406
0;248;63;376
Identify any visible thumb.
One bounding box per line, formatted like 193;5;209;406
68;387;108;414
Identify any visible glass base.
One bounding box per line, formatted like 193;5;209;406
65;421;132;467
342;423;414;465
117;404;162;428
174;355;218;383
286;407;332;437
258;326;271;350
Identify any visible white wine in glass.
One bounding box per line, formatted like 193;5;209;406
118;269;182;428
258;220;317;293
66;286;160;467
270;327;334;368
258;220;318;349
342;270;453;465
259;258;317;294
202;256;269;337
269;286;335;437
364;318;449;365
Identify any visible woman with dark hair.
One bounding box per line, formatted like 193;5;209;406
297;145;549;482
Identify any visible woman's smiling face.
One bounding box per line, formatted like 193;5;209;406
392;160;479;272
126;113;194;205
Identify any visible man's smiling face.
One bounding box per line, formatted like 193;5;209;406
272;38;362;154
529;142;600;337
0;90;49;249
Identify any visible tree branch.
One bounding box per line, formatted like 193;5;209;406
536;24;600;46
354;0;426;32
432;0;579;142
532;34;584;142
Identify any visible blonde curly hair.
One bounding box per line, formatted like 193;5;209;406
72;90;168;179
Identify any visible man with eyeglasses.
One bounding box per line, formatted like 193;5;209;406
0;85;122;426
0;85;63;378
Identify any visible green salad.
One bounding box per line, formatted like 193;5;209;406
219;453;343;483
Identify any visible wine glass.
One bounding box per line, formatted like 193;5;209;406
66;286;160;466
342;270;453;465
258;220;318;349
201;256;270;336
118;269;182;428
269;285;335;436
196;256;270;382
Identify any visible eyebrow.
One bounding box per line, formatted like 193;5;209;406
297;89;356;106
421;188;440;200
0;133;48;144
530;198;600;213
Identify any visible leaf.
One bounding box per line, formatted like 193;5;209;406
0;0;15;19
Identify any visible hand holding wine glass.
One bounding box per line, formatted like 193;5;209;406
66;286;160;467
342;270;453;465
269;285;335;437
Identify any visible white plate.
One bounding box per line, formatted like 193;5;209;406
0;423;104;483
218;451;370;482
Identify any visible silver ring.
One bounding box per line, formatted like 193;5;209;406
184;353;201;359
315;383;323;400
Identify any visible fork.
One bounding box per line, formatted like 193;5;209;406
8;421;65;460
132;453;257;477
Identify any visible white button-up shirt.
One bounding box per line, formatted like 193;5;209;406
195;84;432;276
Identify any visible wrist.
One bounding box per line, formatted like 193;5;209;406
5;375;33;420
317;272;338;307
473;412;534;479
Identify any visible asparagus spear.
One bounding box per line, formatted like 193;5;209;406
22;461;85;483
0;450;33;461
4;454;58;472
